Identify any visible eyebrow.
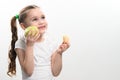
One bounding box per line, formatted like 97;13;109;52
32;14;45;19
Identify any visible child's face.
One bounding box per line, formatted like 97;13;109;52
24;8;48;34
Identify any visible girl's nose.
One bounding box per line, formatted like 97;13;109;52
38;19;44;24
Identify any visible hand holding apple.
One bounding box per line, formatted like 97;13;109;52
24;26;39;37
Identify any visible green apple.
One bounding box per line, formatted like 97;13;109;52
24;26;39;37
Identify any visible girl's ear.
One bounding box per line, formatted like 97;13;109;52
20;23;26;30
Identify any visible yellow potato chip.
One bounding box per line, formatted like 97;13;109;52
63;35;69;43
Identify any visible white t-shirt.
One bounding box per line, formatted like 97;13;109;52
15;33;60;80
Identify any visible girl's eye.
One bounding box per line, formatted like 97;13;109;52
41;15;45;19
33;18;38;21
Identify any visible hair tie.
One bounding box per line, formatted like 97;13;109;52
15;14;19;19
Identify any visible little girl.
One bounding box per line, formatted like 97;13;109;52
7;5;70;80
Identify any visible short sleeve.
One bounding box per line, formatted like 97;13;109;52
15;36;26;50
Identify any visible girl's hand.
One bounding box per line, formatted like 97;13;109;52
26;30;40;46
56;42;70;55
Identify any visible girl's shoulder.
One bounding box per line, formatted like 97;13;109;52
15;35;26;50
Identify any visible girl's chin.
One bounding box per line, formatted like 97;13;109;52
39;30;46;34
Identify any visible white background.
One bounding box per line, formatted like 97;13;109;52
0;0;120;80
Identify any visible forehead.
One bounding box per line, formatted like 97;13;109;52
27;8;44;17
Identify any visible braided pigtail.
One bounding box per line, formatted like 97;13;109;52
7;16;18;77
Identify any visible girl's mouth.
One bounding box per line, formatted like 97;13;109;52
38;26;46;29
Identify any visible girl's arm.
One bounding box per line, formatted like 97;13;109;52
15;43;34;76
15;31;40;76
51;51;62;77
51;42;70;76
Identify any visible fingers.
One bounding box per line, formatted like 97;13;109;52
25;29;40;42
62;43;70;50
25;26;39;37
58;42;70;54
33;31;40;41
58;35;70;53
